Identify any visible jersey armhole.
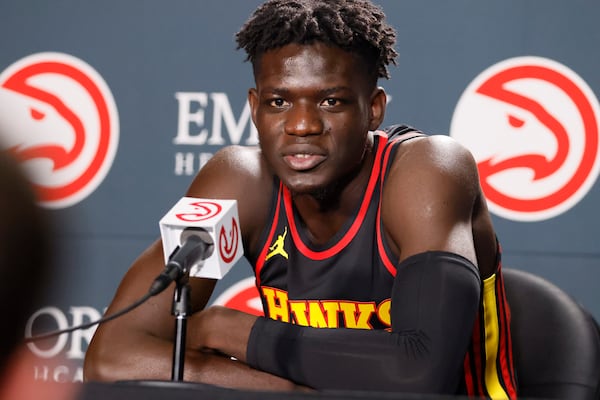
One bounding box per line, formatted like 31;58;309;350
251;178;283;286
376;129;427;277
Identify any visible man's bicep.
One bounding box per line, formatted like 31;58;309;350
383;136;480;263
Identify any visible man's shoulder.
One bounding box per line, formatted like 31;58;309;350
189;145;272;197
214;144;262;164
209;145;269;178
386;130;473;167
188;145;274;240
385;132;480;197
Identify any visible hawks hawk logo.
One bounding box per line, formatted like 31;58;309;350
450;56;600;221
0;52;119;208
212;277;264;316
219;217;240;264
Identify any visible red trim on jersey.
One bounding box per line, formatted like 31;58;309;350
254;183;284;287
496;264;518;399
463;351;475;396
375;135;403;276
471;313;485;397
376;132;426;276
284;132;388;260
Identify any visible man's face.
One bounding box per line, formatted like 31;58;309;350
248;42;385;196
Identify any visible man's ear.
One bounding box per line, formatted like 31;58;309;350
369;87;387;131
248;88;258;126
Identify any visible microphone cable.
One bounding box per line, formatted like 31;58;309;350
24;291;154;343
24;266;179;343
25;233;211;343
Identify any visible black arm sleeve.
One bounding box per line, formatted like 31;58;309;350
246;251;481;393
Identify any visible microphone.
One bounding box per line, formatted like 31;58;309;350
26;197;244;343
168;227;215;274
148;228;214;295
149;197;244;296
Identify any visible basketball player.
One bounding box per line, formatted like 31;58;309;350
85;1;516;397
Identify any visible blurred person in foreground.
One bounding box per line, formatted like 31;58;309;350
0;150;78;400
85;0;517;398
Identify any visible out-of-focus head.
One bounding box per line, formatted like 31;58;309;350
0;150;53;374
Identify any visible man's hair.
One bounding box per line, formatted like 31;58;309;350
236;0;398;81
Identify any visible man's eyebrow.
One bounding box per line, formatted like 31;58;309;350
262;86;352;95
319;86;352;96
264;87;289;95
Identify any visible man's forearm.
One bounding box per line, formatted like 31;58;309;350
85;329;300;391
186;350;304;391
188;305;258;363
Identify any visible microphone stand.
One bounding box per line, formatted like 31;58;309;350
171;273;191;381
164;234;212;381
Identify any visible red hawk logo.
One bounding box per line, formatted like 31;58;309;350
0;52;119;208
212;277;264;316
451;56;600;221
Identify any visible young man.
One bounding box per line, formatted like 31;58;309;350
85;0;517;397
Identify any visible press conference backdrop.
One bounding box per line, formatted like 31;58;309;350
1;0;599;384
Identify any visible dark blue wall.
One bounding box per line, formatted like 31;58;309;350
1;0;598;382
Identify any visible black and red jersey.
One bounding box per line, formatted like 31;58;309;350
247;125;517;398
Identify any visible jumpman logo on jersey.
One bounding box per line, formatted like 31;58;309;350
265;226;288;261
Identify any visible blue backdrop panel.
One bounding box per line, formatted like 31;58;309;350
1;0;598;383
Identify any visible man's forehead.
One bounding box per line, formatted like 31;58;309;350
255;43;365;80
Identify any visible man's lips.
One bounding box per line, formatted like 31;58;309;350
283;153;326;171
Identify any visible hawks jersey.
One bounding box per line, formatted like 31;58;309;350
247;125;517;398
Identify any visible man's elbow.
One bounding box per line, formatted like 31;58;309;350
83;332;134;382
83;342;116;382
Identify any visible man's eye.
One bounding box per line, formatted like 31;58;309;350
321;98;340;107
269;98;286;107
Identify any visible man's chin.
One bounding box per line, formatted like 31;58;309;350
287;180;339;203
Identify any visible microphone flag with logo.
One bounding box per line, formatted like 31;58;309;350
159;197;243;279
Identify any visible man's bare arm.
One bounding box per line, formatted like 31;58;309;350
84;147;305;390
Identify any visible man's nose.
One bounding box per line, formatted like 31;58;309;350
284;104;323;136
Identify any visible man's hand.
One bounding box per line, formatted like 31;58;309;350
191;306;259;363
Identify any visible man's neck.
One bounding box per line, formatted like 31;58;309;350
290;137;376;245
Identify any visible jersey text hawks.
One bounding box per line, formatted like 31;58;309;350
261;286;392;329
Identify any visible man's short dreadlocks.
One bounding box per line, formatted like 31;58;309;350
236;0;398;81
